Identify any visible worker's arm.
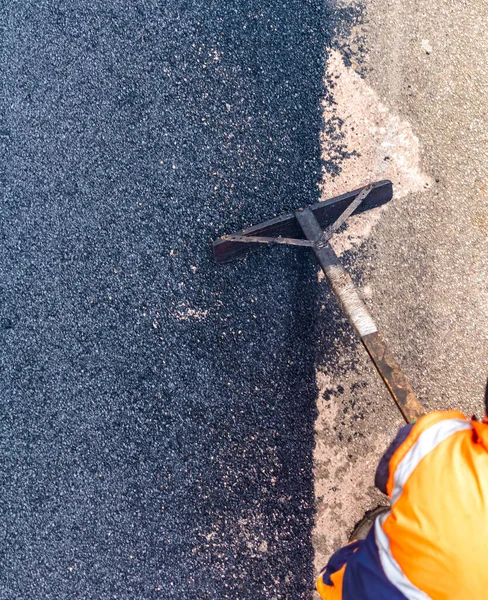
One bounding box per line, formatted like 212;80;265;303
374;423;414;494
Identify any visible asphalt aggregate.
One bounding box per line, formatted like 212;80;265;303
1;1;333;598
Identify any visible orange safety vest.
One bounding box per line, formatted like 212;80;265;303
317;411;488;599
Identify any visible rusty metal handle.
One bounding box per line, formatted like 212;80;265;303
361;331;424;422
295;207;425;423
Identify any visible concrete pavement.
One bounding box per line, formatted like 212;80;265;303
313;0;488;584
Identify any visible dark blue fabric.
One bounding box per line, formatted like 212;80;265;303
375;423;414;494
342;528;408;600
320;541;361;585
320;423;416;597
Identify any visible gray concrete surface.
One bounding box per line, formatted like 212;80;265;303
313;0;488;583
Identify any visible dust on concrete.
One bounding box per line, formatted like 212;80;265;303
313;0;488;586
321;49;433;256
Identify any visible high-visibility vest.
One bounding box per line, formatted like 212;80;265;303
317;411;488;599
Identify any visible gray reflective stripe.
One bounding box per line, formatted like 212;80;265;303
391;419;472;505
374;418;472;599
375;514;433;600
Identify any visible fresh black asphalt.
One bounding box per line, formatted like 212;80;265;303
0;1;351;598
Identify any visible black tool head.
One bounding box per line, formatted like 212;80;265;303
212;180;393;263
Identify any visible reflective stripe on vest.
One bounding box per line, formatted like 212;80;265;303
374;418;473;599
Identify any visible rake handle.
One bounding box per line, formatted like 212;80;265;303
361;331;425;423
295;207;424;423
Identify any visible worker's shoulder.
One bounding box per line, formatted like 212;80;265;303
414;409;468;431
